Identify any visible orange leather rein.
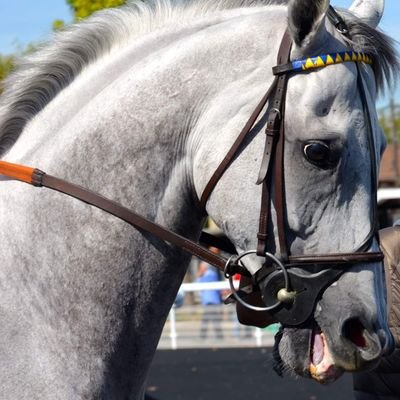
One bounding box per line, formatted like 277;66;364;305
0;161;40;185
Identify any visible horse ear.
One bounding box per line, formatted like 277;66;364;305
349;0;384;28
288;0;329;49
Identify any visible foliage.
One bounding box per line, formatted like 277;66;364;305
67;0;127;19
53;19;66;31
0;55;15;94
0;0;128;92
379;108;400;144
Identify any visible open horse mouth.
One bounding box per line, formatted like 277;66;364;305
309;325;344;384
275;315;386;383
309;318;382;384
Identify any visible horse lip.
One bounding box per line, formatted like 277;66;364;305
309;363;344;384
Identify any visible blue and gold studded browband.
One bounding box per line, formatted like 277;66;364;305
273;51;373;76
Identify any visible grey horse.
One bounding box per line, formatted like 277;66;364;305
0;0;398;398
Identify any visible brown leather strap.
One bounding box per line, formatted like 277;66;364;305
199;76;279;209
273;118;288;260
256;30;292;257
0;20;384;284
0;160;383;278
288;252;384;264
255;108;279;185
29;169;250;274
256;181;271;255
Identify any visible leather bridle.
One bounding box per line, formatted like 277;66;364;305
0;7;384;327
201;7;384;325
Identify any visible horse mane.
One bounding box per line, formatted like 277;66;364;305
0;0;281;156
0;0;397;156
341;12;400;94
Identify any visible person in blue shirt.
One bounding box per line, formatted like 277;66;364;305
196;251;224;339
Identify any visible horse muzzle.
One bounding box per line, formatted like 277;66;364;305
226;250;384;328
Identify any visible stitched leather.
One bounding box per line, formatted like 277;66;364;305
36;172;252;275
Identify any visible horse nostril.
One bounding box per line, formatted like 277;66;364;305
342;318;367;348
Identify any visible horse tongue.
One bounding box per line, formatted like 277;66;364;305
309;328;343;384
311;330;324;365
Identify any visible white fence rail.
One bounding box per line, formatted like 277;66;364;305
157;281;279;350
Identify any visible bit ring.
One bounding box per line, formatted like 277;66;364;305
224;250;290;312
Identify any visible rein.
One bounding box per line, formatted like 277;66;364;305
0;7;384;326
0;161;248;276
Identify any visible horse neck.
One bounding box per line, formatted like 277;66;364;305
3;113;202;398
2;52;205;400
1;8;285;398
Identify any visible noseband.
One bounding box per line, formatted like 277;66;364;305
0;7;383;327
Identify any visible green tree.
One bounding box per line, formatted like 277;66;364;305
0;55;15;94
53;19;66;31
67;0;127;19
0;0;128;91
379;106;400;144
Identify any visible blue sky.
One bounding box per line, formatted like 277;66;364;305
0;0;398;106
0;1;72;54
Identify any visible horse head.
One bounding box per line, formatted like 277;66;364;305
0;0;398;396
197;0;398;383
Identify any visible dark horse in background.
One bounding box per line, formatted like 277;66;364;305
0;0;398;398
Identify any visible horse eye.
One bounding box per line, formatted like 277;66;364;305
303;142;331;167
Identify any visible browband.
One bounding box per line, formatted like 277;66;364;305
272;51;373;76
